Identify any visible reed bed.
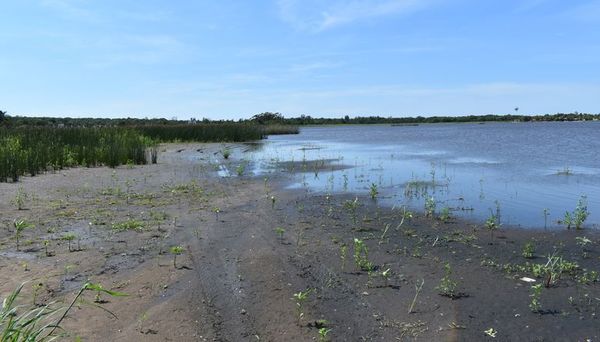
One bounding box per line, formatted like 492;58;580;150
0;123;277;182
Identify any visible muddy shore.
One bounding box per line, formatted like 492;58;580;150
1;143;599;341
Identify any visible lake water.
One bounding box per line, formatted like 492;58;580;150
250;122;600;229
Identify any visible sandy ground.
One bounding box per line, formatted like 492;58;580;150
1;143;599;341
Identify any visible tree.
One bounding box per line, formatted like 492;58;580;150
251;112;284;124
0;110;6;123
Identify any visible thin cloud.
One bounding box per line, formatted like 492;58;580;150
277;0;437;32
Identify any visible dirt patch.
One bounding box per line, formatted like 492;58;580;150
1;143;599;341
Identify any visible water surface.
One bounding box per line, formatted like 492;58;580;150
250;122;600;229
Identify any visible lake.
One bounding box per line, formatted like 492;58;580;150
250;121;600;229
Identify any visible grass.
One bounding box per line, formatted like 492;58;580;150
0;122;289;183
1;282;127;341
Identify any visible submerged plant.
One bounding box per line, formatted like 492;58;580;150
439;207;451;222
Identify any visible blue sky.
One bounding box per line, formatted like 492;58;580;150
1;0;599;119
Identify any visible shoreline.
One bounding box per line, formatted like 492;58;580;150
1;142;599;341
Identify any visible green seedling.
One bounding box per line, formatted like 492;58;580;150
222;148;231;159
62;233;77;252
14;187;28;210
170;245;184;268
485;213;499;241
344;198;360;225
576;236;592;258
353;238;373;271
564;195;589;229
435;263;457;297
275;227;285;241
213;207;221;221
522;241;535;259
369;183;378;200
43;239;52;257
270;195;276;209
318;327;332;342
439;207;451;222
13;219;34;251
529;283;542;313
425;196;436;217
292;288;314;324
340;244;348;271
236;162;246;176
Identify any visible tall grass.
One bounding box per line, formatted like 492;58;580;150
261;124;299;135
0;127;147;182
0;123;275;182
136;123;264;142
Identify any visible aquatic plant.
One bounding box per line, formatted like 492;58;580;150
275;227;285;241
564;195;589;229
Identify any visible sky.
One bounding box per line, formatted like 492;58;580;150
1;0;599;120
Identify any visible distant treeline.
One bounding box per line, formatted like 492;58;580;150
1;111;597;128
279;112;600;125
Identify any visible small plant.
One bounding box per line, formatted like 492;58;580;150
529;283;542;313
424;196;436;217
575;236;592;258
522;241;535;259
13;219;34;251
292;288;313;324
1;282;127;340
222;147;231;159
62;233;77;252
340;244;348;271
170;245;184;268
213;207;221;221
353;238;373;271
439;207;451;222
343;198;360;225
43;239;51;257
14;187;28;210
318;327;332;342
270;195;276;209
275;227;285;241
435;263;457;297
564;195;589;229
369;183;378;200
484;328;497;338
543;208;549;229
485;213;499;240
236;162;246;176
